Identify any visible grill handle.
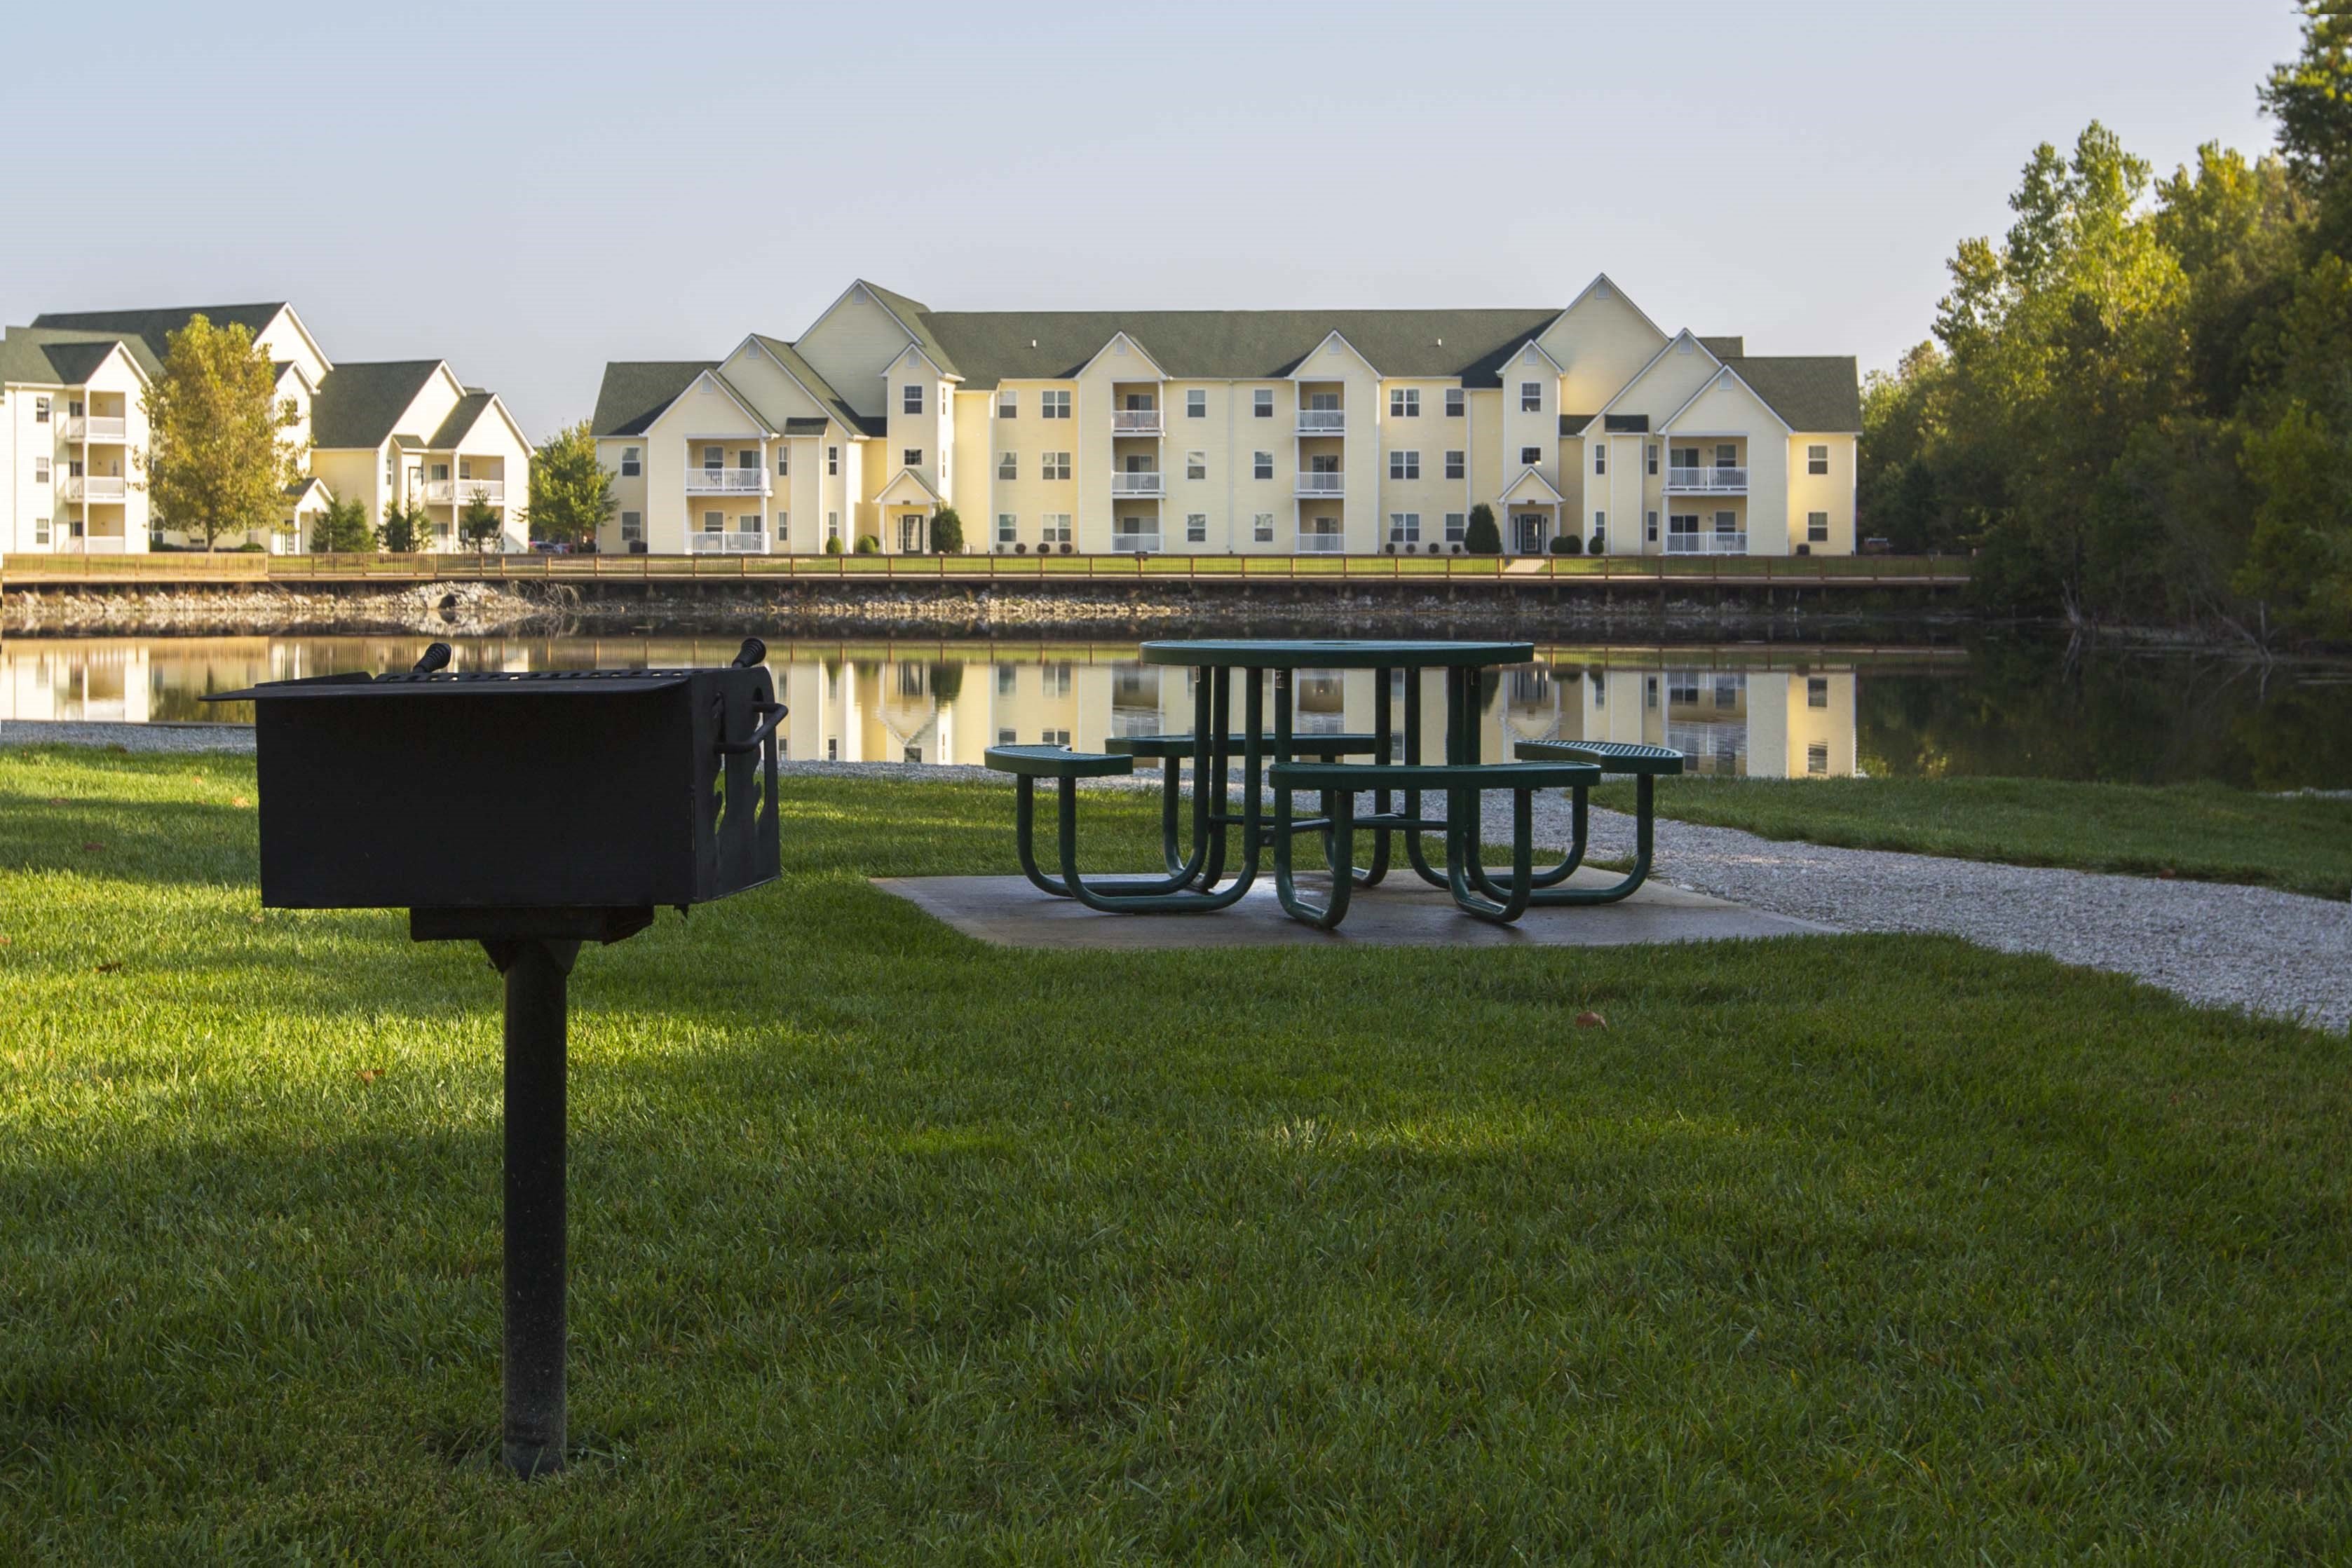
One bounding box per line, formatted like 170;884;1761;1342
716;700;787;756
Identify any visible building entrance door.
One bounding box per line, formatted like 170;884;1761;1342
1514;511;1549;554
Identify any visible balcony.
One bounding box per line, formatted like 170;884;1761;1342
1666;465;1747;493
1295;472;1344;497
1296;529;1346;554
1666;531;1747;556
59;475;129;501
1296;409;1345;435
685;468;770;496
1109;531;1162;554
686;531;770;554
1110;471;1164;498
67;416;128;442
1111;409;1162;435
419;478;507;504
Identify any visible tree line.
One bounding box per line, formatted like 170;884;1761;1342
1862;2;2352;645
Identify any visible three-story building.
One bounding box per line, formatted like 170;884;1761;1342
590;276;1859;557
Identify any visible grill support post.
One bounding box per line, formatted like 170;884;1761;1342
482;935;580;1479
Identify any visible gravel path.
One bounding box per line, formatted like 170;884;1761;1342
9;720;2346;1031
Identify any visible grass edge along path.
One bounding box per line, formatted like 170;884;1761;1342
1593;774;2352;901
2;746;2348;1561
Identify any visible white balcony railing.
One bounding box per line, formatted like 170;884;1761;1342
1666;466;1748;492
82;475;128;500
1295;472;1344;496
1297;409;1345;434
72;416;128;442
1296;530;1346;554
1111;409;1162;435
1666;531;1748;556
1109;532;1162;554
685;468;769;495
419;479;507;505
1110;471;1164;497
686;531;770;554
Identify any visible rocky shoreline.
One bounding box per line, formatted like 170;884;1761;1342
2;577;1969;641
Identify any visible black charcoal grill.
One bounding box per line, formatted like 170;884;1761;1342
206;636;784;1477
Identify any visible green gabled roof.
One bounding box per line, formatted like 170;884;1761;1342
1699;336;1744;359
782;416;830;435
31;303;288;361
590;361;714;437
1560;413;1598;435
1720;357;1861;432
747;335;870;432
427;391;496;449
0;326;160;385
310;360;445;449
913;307;1565;389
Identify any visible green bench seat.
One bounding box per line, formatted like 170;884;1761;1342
1264;759;1602;929
983;744;1135;779
1497;739;1687;906
1108;732;1385;878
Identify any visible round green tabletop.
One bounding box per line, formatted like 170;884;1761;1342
1139;639;1536;670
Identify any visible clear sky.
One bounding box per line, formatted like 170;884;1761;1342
0;0;2302;439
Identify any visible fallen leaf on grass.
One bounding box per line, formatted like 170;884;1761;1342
231;797;250;809
81;842;105;852
247;913;265;925
1575;1010;1608;1029
0;936;12;946
48;798;65;806
357;1069;384;1084
95;961;123;974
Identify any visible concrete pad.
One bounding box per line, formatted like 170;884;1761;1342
873;866;1837;950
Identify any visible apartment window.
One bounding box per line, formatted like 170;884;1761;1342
1390;388;1420;418
33;517;50;545
1807;676;1830;709
1186;451;1206;481
1444;450;1464;480
1808;444;1830;475
1042;452;1070;481
1646;510;1659;543
1445;512;1466;544
32;457;49;484
702;510;723;532
996;512;1017;545
1253;451;1273;480
1042;512;1071;544
702;446;723;471
1646;444;1659;475
997;727;1017;746
620;446;641;477
69;400;82;418
1808;510;1830;543
1253;388;1274;418
903;383;923;415
1645;675;1659;711
1041;390;1070;419
827;446;839;476
1186;512;1207;544
774;512;789;541
740;512;762;534
998;451;1017;480
1807;742;1830;776
1594;445;1607;476
1520;381;1542;413
1186;389;1206;418
1444;388;1464;418
1717;443;1739;468
997;664;1017;695
1044;664;1073;697
904;449;922;468
1389;450;1419;481
1253;512;1274;543
1043;728;1071;747
1389;512;1420;544
827;510;841;543
34;397;50;423
386;451;397;485
775;449;789;476
1520;446;1541;466
997;389;1017;419
827;738;838;761
1592;511;1607;546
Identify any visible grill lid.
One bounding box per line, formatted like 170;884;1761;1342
203;637;769;702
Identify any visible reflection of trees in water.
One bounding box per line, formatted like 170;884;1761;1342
1856;636;2352;789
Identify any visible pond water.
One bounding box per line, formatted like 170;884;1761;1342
4;634;2348;789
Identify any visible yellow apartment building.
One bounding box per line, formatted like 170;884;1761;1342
1;303;531;555
590;276;1860;559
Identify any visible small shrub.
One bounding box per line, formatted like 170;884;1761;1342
1015;542;1028;554
1589;533;1606;554
855;536;878;555
824;536;843;555
930;506;964;554
1462;504;1500;555
1554;535;1582;556
1059;542;1073;555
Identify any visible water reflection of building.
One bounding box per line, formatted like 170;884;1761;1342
765;655;1856;779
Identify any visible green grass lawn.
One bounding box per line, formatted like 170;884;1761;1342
1596;775;2352;900
3;746;2348;1562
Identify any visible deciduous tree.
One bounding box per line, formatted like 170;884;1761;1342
523;421;613;548
141;315;303;550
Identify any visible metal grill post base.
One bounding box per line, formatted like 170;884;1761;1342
483;936;579;1480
